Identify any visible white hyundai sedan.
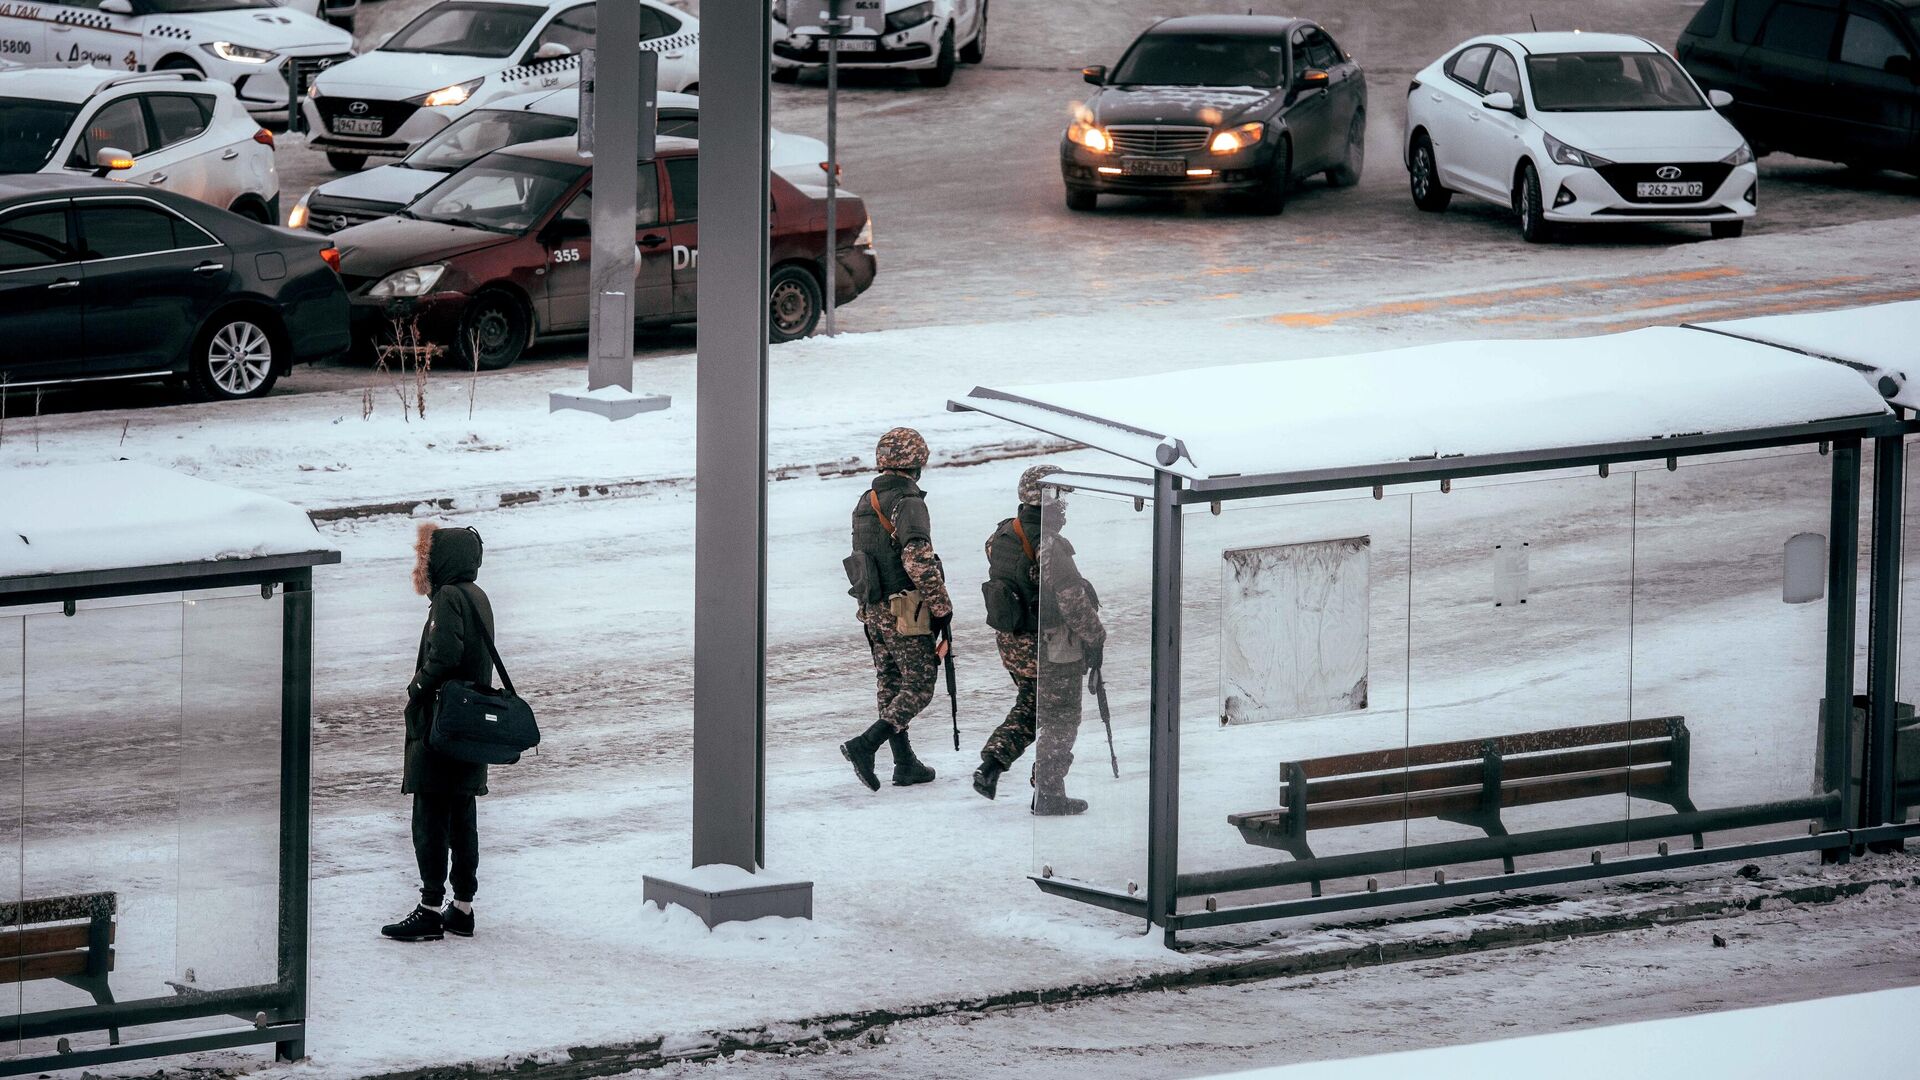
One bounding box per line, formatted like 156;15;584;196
1405;33;1757;242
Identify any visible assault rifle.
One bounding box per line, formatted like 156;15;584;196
1089;666;1118;778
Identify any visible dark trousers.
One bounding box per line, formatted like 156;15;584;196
411;792;478;907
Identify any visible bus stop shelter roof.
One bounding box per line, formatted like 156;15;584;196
1691;299;1920;409
949;322;1901;499
0;461;338;601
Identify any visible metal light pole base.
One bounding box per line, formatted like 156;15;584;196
643;864;814;928
548;387;672;421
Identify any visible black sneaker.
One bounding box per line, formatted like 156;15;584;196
380;905;444;942
442;904;474;938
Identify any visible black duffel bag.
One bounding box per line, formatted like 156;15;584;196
430;601;539;765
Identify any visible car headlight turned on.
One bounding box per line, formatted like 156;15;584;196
203;41;277;63
856;216;873;250
418;78;484;109
886;1;933;32
288;188;313;230
1067;121;1110;153
1543;132;1613;169
1210;121;1265;153
369;264;448;298
1722;143;1755;166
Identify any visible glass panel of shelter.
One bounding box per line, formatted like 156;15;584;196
1404;468;1635;887
1031;484;1150;900
1627;449;1839;854
1175;487;1414;913
1899;441;1919;826
2;613;21;1058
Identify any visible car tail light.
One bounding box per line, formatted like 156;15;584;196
254;128;274;148
320;247;341;273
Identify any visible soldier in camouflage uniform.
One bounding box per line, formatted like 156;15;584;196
839;427;951;792
974;466;1106;815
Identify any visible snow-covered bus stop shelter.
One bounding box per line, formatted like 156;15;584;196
951;302;1920;945
0;463;336;1072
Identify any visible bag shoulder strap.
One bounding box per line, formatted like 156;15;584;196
868;489;897;540
1009;516;1036;564
455;582;514;697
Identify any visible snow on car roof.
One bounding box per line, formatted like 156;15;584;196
0;462;331;582
0;65;211;105
500;85;699;114
1504;31;1659;55
1692;300;1920;409
1147;14;1307;35
501;133;698;163
949;324;1893;487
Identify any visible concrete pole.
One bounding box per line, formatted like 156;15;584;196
584;4;646;393
692;0;772;871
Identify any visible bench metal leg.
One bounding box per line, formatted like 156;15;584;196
276;1036;306;1062
58;975;120;1046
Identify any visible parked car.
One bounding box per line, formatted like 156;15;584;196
771;0;985;87
0;0;353;114
330;136;876;367
0;175;349;399
275;0;357;32
1062;15;1366;214
301;0;699;173
1677;0;1920;175
1405;33;1758;242
0;67;279;222
289;85;829;232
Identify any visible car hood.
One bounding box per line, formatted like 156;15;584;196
332;215;513;279
313;163;446;208
1087;85;1279;127
313;51;503;98
1536;108;1746;160
154;8;352;50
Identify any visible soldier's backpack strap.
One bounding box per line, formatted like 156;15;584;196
868;490;897;539
1010;516;1036;563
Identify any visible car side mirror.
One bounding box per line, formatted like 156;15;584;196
1295;68;1330;93
99;0;132;13
1708;88;1734;108
1481;90;1521;115
534;41;572;61
92;146;133;177
1082;64;1106;86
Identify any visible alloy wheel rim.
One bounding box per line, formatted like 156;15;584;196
209;321;272;395
1413;148;1431;196
771;281;811;335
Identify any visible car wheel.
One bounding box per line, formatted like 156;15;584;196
1408;133;1450;212
1326;110;1364;187
190;313;280;401
1710;220;1746;239
456;291;530;370
772;65;800;84
769;264;822;343
1065;187;1097;212
228;198;271;223
1249;136;1289;215
156;55;203;75
327;152;368;173
959;1;986;63
1515;161;1551;243
919;24;957;87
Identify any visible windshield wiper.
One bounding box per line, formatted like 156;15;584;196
434;216;510;233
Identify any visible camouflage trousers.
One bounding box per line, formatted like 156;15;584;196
981;630;1084;786
859;602;938;732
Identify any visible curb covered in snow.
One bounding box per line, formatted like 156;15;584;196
340;861;1919;1080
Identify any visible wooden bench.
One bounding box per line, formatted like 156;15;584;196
1227;718;1699;895
1;891;119;1045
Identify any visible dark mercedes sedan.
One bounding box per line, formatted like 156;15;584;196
0;176;350;401
1062;14;1367;213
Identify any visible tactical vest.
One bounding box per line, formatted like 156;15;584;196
851;483;916;600
985;510;1041;622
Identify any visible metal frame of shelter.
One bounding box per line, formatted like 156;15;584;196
953;386;1920;947
0;548;337;1073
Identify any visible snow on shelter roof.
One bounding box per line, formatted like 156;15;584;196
0;462;335;586
949;324;1895;490
1691;300;1920;409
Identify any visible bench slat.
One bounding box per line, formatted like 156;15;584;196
0;923;92;959
0;948;114;986
1298;741;1675;804
1243;766;1672;832
1290;717;1680;779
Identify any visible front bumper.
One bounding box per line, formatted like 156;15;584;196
1060;139;1277;196
347;291;472;357
835;246;877;304
301;96;457;156
1540;160;1760;224
224;48;355;112
772;18;941;70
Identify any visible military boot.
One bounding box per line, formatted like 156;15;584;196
1032;777;1088;816
840;720;895;791
889;729;936;785
973;758;1005;800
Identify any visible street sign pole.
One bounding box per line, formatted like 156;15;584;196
824;28;838;337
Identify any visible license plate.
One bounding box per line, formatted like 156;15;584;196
1636;181;1704;198
333;116;384;136
815;36;877;51
1122;157;1187;177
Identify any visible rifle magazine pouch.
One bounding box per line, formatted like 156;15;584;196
982;580;1025;633
890;590;932;636
843;553;882;604
1042;625;1084;664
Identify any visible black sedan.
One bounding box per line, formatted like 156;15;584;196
0;176;350;401
1063;14;1367;213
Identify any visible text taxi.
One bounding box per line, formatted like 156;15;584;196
330;136;877;368
0;0;351;113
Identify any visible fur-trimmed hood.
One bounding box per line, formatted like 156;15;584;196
412;521;483;596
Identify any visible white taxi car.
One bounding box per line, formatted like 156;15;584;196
1405;32;1758;242
0;65;279;218
0;0;353;114
301;0;699;173
771;0;984;87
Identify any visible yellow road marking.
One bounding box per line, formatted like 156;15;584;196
1265;267;1745;327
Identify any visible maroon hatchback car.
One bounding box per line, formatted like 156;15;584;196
332;135;877;367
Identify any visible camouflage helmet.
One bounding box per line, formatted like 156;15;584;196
1019;464;1063;506
876;427;930;472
